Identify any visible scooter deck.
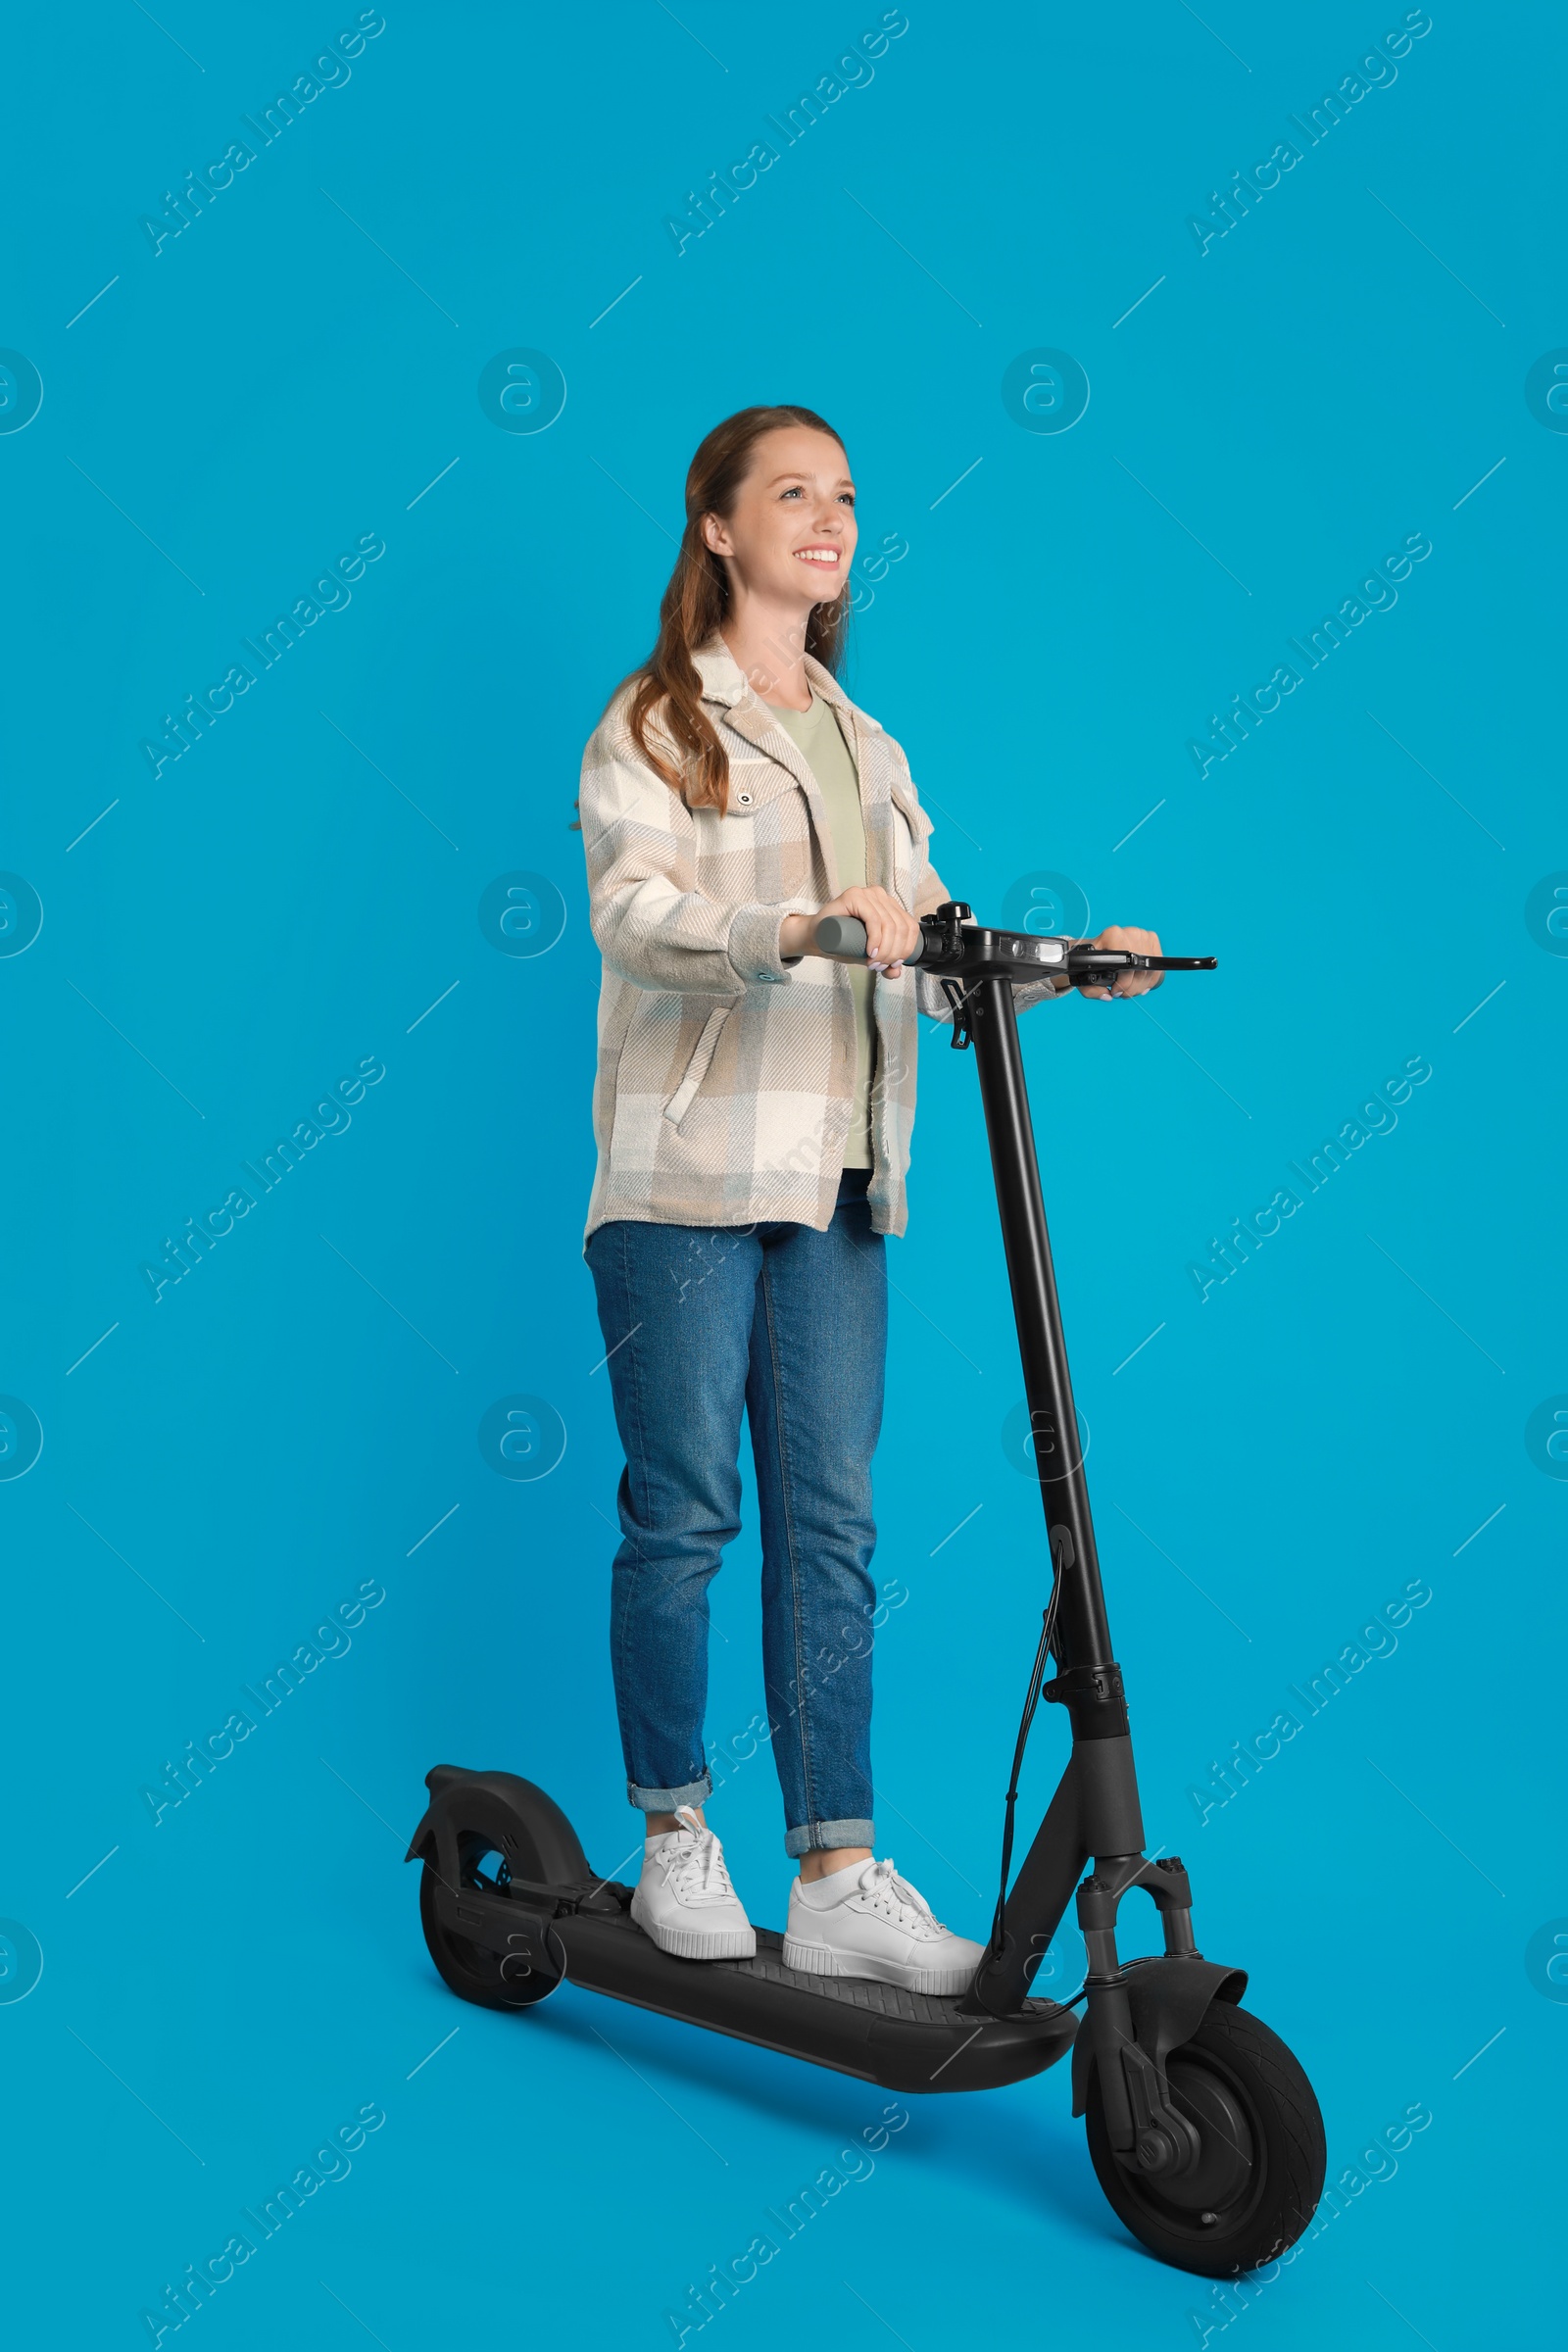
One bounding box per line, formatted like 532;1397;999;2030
411;1766;1077;2093
548;1897;1074;2094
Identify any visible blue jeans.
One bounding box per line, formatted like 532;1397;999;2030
585;1168;885;1857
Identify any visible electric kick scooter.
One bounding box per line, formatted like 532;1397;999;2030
407;902;1326;2277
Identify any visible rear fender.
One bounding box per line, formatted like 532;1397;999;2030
404;1765;592;1894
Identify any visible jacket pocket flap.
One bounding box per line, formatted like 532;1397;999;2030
887;771;933;844
662;1003;732;1126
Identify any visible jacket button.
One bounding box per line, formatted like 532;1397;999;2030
736;790;753;807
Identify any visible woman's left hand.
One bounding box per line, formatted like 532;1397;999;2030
1075;924;1164;999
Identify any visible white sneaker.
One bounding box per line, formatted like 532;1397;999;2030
630;1806;757;1961
783;1855;984;1995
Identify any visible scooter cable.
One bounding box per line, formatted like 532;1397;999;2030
985;1563;1065;1972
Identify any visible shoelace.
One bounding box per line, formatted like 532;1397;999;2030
856;1856;948;1939
662;1805;739;1908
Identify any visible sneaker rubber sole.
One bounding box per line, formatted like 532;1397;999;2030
630;1895;756;1961
781;1932;978;1996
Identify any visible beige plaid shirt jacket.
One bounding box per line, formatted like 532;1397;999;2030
579;637;1059;1248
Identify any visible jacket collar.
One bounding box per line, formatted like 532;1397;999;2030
693;633;855;718
691;633;894;897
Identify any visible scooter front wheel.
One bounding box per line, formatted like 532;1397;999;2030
1084;2001;1325;2277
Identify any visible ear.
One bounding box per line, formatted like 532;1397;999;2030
701;512;733;558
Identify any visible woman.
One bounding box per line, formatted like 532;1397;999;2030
579;404;1164;1992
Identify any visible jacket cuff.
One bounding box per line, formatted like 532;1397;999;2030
1011;976;1068;1013
727;901;808;988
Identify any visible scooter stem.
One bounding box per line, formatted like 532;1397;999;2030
967;972;1114;1674
964;972;1155;2018
813;903;1215;2021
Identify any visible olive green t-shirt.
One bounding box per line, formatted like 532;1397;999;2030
766;692;876;1168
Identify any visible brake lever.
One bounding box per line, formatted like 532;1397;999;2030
1065;947;1218;980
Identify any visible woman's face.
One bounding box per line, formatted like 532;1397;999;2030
702;426;858;612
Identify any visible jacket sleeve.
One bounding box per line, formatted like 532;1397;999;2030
903;780;1064;1026
580;716;816;998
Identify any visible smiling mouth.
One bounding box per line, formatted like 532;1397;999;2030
794;546;842;567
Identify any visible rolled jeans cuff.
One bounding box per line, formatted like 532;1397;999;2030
627;1774;712;1814
784;1816;876;1860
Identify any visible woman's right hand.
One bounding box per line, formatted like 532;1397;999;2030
780;887;925;975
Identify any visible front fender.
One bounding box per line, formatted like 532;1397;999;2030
1071;1954;1248;2117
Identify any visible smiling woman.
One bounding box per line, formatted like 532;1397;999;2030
575;401;1169;1992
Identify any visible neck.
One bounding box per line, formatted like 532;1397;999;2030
719;597;815;710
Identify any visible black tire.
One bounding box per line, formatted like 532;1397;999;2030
418;1829;564;2014
1085;2002;1325;2277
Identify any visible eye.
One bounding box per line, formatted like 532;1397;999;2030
838;492;856;507
780;485;804;500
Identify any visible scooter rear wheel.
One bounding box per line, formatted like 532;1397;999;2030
1084;2001;1324;2277
418;1829;564;2012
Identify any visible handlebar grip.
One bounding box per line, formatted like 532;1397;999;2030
812;914;867;959
812;914;926;964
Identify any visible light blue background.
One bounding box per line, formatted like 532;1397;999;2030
1;3;1559;2344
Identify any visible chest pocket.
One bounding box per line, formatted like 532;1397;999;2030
888;772;932;850
886;773;932;898
663;1004;732;1128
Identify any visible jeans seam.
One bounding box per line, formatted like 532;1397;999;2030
760;1248;816;1831
610;1219;645;1764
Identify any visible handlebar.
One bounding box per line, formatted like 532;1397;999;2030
812;904;1216;985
